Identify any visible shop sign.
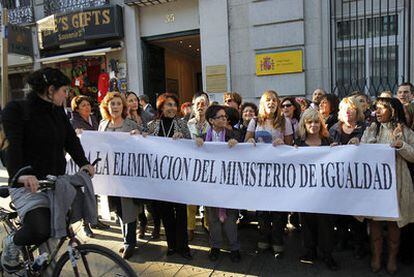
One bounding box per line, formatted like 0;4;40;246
8;24;33;57
256;50;303;76
37;5;123;50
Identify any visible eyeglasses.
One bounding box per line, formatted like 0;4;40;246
164;102;177;108
281;104;293;108
224;99;234;103
214;115;228;120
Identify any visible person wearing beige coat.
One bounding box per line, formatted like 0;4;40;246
358;97;414;274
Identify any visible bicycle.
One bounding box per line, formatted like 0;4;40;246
0;161;137;277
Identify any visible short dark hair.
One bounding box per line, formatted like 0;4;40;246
26;67;70;96
156;93;179;118
224;92;242;106
140;94;150;104
240;102;258;116
320;94;340;115
399;82;414;93
225;106;240;126
205;105;226;126
192;91;210;104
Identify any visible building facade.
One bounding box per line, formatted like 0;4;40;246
2;0;414;103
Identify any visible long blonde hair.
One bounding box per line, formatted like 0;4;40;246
297;108;329;140
257;90;286;132
338;96;365;123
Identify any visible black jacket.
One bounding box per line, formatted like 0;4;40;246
70;112;99;131
2;93;89;181
329;121;366;145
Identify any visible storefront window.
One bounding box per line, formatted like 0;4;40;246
44;0;110;16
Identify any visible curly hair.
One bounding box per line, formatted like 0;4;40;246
71;95;92;111
100;92;128;120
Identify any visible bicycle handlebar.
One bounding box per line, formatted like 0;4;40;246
10;158;102;189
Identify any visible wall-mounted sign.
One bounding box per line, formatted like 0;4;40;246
206;65;227;93
256;49;303;76
164;13;175;23
8;24;33;57
37;5;123;50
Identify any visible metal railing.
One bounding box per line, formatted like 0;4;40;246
330;0;411;98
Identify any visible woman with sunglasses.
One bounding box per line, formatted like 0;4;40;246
245;90;293;258
147;93;192;260
281;97;301;139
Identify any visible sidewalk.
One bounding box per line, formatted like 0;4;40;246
0;166;413;276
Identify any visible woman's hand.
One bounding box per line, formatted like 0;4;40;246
330;142;339;147
130;129;141;135
195;137;204;147
348;137;360;145
80;164;96;177
272;138;284;147
246;137;256;145
75;128;83;135
228;139;238;148
391;140;403;149
17;175;39;193
141;132;148;138
172;132;184;140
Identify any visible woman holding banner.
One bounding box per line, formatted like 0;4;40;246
195;105;241;263
245;90;293;258
147;93;193;260
329;96;368;259
99;92;142;260
187;92;210;241
295;108;339;271
359;97;414;274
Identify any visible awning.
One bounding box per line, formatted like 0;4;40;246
37;47;122;64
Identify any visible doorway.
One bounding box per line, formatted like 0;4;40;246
142;32;202;107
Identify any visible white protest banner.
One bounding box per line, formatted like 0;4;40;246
67;131;398;218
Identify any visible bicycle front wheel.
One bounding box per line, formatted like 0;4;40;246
52;244;137;277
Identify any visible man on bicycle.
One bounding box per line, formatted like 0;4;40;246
1;68;94;273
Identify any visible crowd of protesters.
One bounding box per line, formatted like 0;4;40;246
1;67;414;274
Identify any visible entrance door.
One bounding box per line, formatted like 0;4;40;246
142;41;165;107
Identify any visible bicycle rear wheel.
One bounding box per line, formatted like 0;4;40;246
52;244;136;277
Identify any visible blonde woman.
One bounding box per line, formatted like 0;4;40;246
245;90;293;258
329;96;367;259
99;92;142;260
295;109;338;271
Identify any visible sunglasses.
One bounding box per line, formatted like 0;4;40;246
281;103;293;108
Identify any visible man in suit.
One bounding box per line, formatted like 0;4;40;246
139;95;156;120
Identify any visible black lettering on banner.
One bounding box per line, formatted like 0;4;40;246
273;163;281;187
299;164;308;188
382;163;392;190
152;155;160;179
287;163;296;188
183;158;193;182
308;164;316;188
113;152;121;176
363;163;372;189
373;165;383;190
172;157;182;181
193;159;202;182
160;155;169;180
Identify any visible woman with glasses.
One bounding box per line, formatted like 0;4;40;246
147;93;192;260
245;90;293;258
195;105;241;263
239;102;258;141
